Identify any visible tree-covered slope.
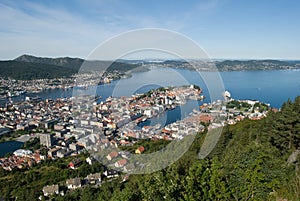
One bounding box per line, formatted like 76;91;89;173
0;55;141;80
0;60;77;79
15;54;84;70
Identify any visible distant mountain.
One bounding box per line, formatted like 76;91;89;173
15;54;84;70
0;55;141;80
0;60;77;80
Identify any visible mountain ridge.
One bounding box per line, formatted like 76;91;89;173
0;54;141;80
1;54;300;80
14;54;84;70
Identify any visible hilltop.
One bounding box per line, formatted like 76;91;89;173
15;54;84;70
0;55;141;80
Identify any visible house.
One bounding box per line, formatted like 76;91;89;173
199;114;212;123
86;173;102;184
161;128;173;135
86;156;97;165
236;115;245;122
115;158;127;168
199;105;209;113
69;143;80;151
66;177;82;189
54;124;64;131
106;150;118;161
142;126;151;132
135;146;145;154
56;148;70;158
48;146;62;158
42;184;59;196
69;158;82;169
103;169;119;178
107;122;116;129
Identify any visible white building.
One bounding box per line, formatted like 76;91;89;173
13;149;32;157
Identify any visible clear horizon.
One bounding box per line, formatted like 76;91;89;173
1;0;300;60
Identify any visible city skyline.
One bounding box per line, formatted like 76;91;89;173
0;0;300;60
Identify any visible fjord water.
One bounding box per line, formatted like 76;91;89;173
221;69;300;108
1;68;300;155
4;67;300;108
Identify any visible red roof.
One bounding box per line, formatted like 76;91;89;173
109;151;118;158
137;146;145;153
117;159;127;166
199;115;212;123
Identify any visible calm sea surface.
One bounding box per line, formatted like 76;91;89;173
4;67;300;108
0;141;24;157
1;68;300;155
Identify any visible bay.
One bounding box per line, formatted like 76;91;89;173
1;68;300;156
4;68;300;108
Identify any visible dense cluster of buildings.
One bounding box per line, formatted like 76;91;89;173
0;70;130;100
0;84;272;198
0;85;270;173
0;77;74;99
0;149;43;171
0;132;86;171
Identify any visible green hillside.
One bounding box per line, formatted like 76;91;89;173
0;60;77;80
15;54;84;70
0;55;141;80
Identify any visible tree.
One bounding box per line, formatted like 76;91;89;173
208;157;230;200
182;160;210;200
80;187;95;201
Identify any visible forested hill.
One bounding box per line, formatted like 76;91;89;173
0;60;78;80
15;54;84;70
0;55;140;80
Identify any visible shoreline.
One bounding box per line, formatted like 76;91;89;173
0;134;36;144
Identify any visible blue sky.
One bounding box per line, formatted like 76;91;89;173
0;0;299;60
